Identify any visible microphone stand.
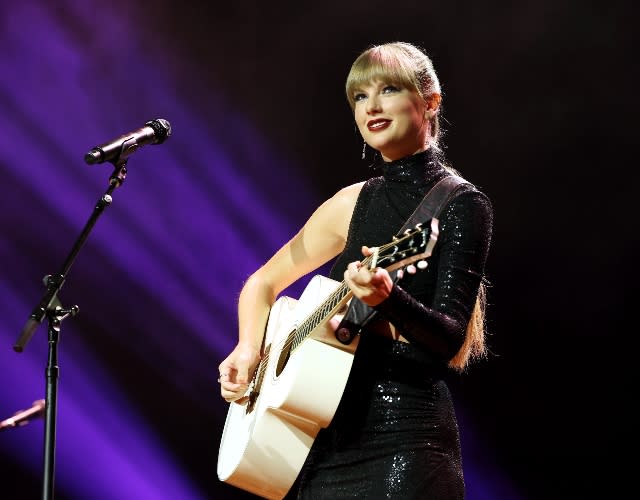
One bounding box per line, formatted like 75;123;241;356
13;159;129;500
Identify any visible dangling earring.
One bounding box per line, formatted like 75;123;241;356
362;141;367;160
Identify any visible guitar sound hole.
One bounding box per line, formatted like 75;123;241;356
275;343;292;377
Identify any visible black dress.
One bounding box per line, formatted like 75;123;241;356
291;149;493;499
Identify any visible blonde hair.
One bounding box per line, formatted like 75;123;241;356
345;41;442;148
347;42;488;371
449;281;488;372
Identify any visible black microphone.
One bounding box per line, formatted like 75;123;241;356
0;399;46;432
84;118;172;165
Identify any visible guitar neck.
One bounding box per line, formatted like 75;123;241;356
285;221;436;351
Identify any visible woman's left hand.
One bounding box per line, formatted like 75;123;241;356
344;246;393;307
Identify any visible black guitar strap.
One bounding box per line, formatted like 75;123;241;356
334;174;469;345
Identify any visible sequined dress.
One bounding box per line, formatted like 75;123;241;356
289;149;493;499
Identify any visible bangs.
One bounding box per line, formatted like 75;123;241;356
345;46;421;110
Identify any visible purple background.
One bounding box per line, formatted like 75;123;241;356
1;1;633;498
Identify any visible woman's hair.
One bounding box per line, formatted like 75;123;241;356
449;280;488;372
345;41;442;148
347;42;488;371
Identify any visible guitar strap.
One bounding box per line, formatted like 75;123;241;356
334;174;469;345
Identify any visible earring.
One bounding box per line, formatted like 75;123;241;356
362;141;367;160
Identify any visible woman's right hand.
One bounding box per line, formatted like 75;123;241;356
218;343;261;403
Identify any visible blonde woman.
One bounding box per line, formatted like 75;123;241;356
219;41;493;499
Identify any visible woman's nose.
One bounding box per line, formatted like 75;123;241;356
366;94;381;113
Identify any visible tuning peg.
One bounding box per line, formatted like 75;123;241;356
417;260;428;270
406;264;417;274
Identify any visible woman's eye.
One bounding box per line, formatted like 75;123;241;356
354;93;366;102
382;85;400;94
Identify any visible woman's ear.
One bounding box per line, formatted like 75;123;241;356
423;93;441;122
426;93;442;113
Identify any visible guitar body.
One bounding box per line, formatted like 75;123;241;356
217;220;439;499
217;275;360;500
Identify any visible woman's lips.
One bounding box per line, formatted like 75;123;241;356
367;119;391;132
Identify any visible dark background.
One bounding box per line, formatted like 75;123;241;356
0;0;635;498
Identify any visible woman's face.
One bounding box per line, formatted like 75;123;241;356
353;79;429;161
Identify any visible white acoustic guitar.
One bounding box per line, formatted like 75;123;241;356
217;219;440;499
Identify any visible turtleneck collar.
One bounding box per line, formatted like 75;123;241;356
376;148;444;187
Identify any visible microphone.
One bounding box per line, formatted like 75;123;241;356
84;118;172;165
0;399;46;432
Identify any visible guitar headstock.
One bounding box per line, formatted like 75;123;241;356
366;218;439;274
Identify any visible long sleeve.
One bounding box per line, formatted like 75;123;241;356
374;189;493;360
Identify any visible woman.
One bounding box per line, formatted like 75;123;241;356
219;41;493;499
